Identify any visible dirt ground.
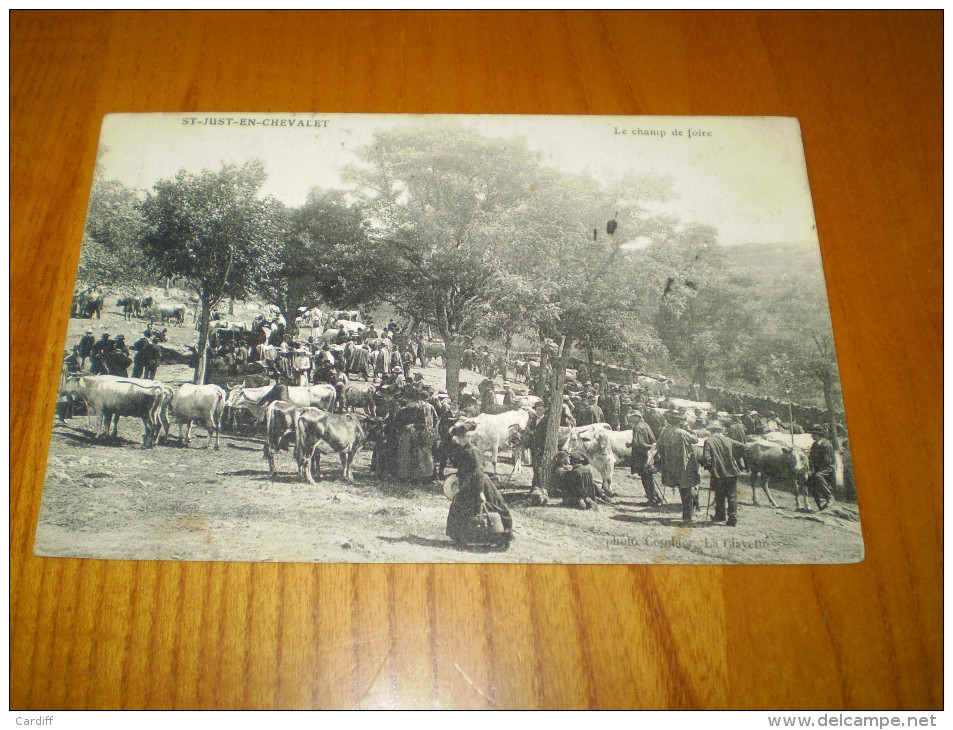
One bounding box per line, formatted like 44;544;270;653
35;305;865;565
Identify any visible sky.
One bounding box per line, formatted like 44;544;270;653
97;113;820;248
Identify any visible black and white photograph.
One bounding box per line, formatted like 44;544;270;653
36;113;863;564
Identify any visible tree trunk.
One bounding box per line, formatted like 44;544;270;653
194;296;213;385
821;373;841;453
443;333;463;405
535;340;550;399
538;337;572;493
820;371;843;494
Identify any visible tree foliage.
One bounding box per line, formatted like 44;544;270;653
78;164;149;289
347;125;544;400
258;188;384;325
140;160;284;383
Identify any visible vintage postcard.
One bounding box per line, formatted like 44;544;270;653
36;113;862;564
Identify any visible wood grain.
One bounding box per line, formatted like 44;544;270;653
11;11;942;709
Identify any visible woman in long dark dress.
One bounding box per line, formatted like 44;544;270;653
446;423;513;548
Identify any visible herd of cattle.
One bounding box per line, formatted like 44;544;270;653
57;366;839;513
59;376;359;484
72;289;189;325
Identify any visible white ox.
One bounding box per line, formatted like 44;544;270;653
225;384;276;426
466;407;534;475
636;375;671;397
319;320;365;343
61;375;173;446
565;423;619;493
168;383;227;449
259;383;337;411
294;306;324;334
667;397;714;413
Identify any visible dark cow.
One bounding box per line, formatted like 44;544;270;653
263;401;298;476
118;297;141;320
294;408;366;483
82;294;104;319
147;303;187;325
745;439;810;509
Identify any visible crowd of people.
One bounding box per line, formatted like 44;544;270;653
59;304;849;551
204;317;423;389
61;323;167;383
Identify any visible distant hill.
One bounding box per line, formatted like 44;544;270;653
719;240;825;285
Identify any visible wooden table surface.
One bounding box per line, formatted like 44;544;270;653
11;11;942;710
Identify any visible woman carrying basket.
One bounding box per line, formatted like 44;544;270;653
445;422;513;549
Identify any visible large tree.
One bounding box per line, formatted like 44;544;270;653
347;125;542;403
493;169;673;493
140;160;284;384
258;188;386;327
78;163;149;290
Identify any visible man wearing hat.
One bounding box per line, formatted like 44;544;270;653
575;395;604;427
143;337;162;379
629;410;662;506
702;422;747;526
90;333;113;374
643;400;665;440
602;385;620;431
807;425;835;510
619;393;632;429
657;410;701;525
726;415;748;471
63;346;82;379
293;345;312;387
106;335;132;377
742;410;763;437
77;330;95;370
432;391;456;479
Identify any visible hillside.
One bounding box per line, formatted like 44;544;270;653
720;239;825;284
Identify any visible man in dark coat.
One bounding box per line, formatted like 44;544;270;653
432;393;457;479
808;425;836;510
601;386;620;431
629;410;662;506
105;335;132;376
702;422;747;526
726;415;748;471
131;335;150;378
77;330;95;369
529;405;553;490
138;337;161;379
643;400;666;440
657;411;700;525
89;333;113;374
575;396;604;427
